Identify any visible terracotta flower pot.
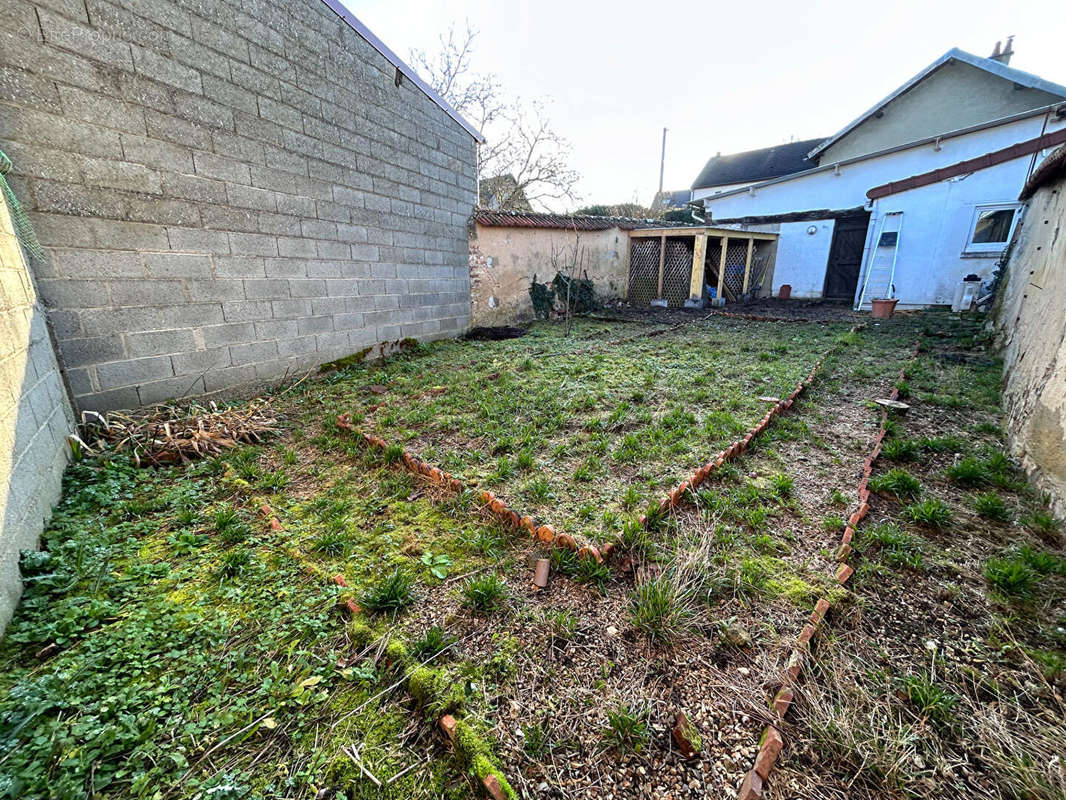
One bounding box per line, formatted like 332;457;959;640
870;298;898;318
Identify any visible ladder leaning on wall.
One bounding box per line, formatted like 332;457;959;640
855;211;903;310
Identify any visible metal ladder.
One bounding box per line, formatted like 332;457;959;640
855;211;903;310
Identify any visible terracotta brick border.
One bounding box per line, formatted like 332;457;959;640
334;415;604;562
735;335;921;800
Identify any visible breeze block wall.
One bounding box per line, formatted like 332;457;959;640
0;191;74;633
0;0;477;412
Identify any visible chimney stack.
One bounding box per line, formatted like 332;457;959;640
989;35;1015;65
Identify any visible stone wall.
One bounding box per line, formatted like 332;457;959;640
997;150;1066;515
0;191;73;632
469;224;630;326
0;0;477;412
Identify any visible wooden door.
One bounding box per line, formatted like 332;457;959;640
823;213;870;299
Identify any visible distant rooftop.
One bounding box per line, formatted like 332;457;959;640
691;138;826;190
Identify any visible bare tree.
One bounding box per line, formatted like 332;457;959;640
411;24;580;211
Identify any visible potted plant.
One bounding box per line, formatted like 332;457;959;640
870;297;899;319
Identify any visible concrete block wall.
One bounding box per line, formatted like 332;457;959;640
0;0;477;412
0;192;74;632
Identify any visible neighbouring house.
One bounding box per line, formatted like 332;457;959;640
468;210;652;325
695;44;1066;308
650;190;693;213
691;139;824;198
479;175;533;211
997;144;1066;515
0;0;481;414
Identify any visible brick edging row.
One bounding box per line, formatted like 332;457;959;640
735;335;922;800
334;414;607;562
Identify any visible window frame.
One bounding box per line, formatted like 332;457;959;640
963;203;1021;255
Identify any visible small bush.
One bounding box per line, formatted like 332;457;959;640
919;436;964;453
218;548;251;578
899;674;957;724
903;498;953;530
629;575;692;644
462;574;508;613
411;626;456;661
310;529;350;557
974;492;1011;522
869;468;922;500
883;439;919;462
1013;544;1066;576
361;568;414;612
863;523;924;570
769;473;794;499
214;505;251;544
983;556;1037;599
602;704;649;753
947;456;990;487
1023;510;1062;537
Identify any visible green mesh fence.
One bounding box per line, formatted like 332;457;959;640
0;149;46;260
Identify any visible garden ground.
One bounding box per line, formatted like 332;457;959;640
1;309;1063;800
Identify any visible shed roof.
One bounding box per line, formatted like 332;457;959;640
808;48;1066;161
319;0;484;142
691;138;825;190
472;209;664;231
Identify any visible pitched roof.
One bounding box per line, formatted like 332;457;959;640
700;102;1065;206
807;48;1066;161
318;0;484;142
691;138;825;190
472;209;663;231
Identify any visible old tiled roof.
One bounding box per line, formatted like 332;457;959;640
1020;142;1066;200
472;209;664;231
691;138;825;190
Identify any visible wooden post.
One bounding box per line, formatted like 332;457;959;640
716;236;729;302
741;237;755;294
656;233;666;299
688;232;707;301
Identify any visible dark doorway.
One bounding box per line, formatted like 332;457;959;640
823;212;870;300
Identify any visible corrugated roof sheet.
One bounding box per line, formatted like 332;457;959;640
691;138;825;190
472;209;665;231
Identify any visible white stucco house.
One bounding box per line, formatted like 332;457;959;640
694;43;1066;308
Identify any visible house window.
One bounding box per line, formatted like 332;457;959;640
964;204;1020;254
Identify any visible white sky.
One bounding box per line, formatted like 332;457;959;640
351;0;1064;210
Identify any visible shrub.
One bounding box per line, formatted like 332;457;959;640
973;492;1011;522
899;674;957;724
769;473;794;499
869;468;922;500
361;568;414;612
903;498;953;530
947;457;990;487
602;704;649;753
629;575;692;644
462;574;508;613
883;439;919;462
983;557;1037;599
863;523;924;570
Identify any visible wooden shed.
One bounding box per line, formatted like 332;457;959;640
627;227;778;307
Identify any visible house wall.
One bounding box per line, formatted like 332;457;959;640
469;224;629;326
0;192;74;633
820;60;1062;163
701;112;1066;306
0;0;477;412
996;169;1066;515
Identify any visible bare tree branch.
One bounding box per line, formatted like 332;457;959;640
411;24;580;211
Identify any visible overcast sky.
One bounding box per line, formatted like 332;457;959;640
351;0;1064;211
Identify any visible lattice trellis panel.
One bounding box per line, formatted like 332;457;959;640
661;237;694;307
708;240;754;301
627;238;660;306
